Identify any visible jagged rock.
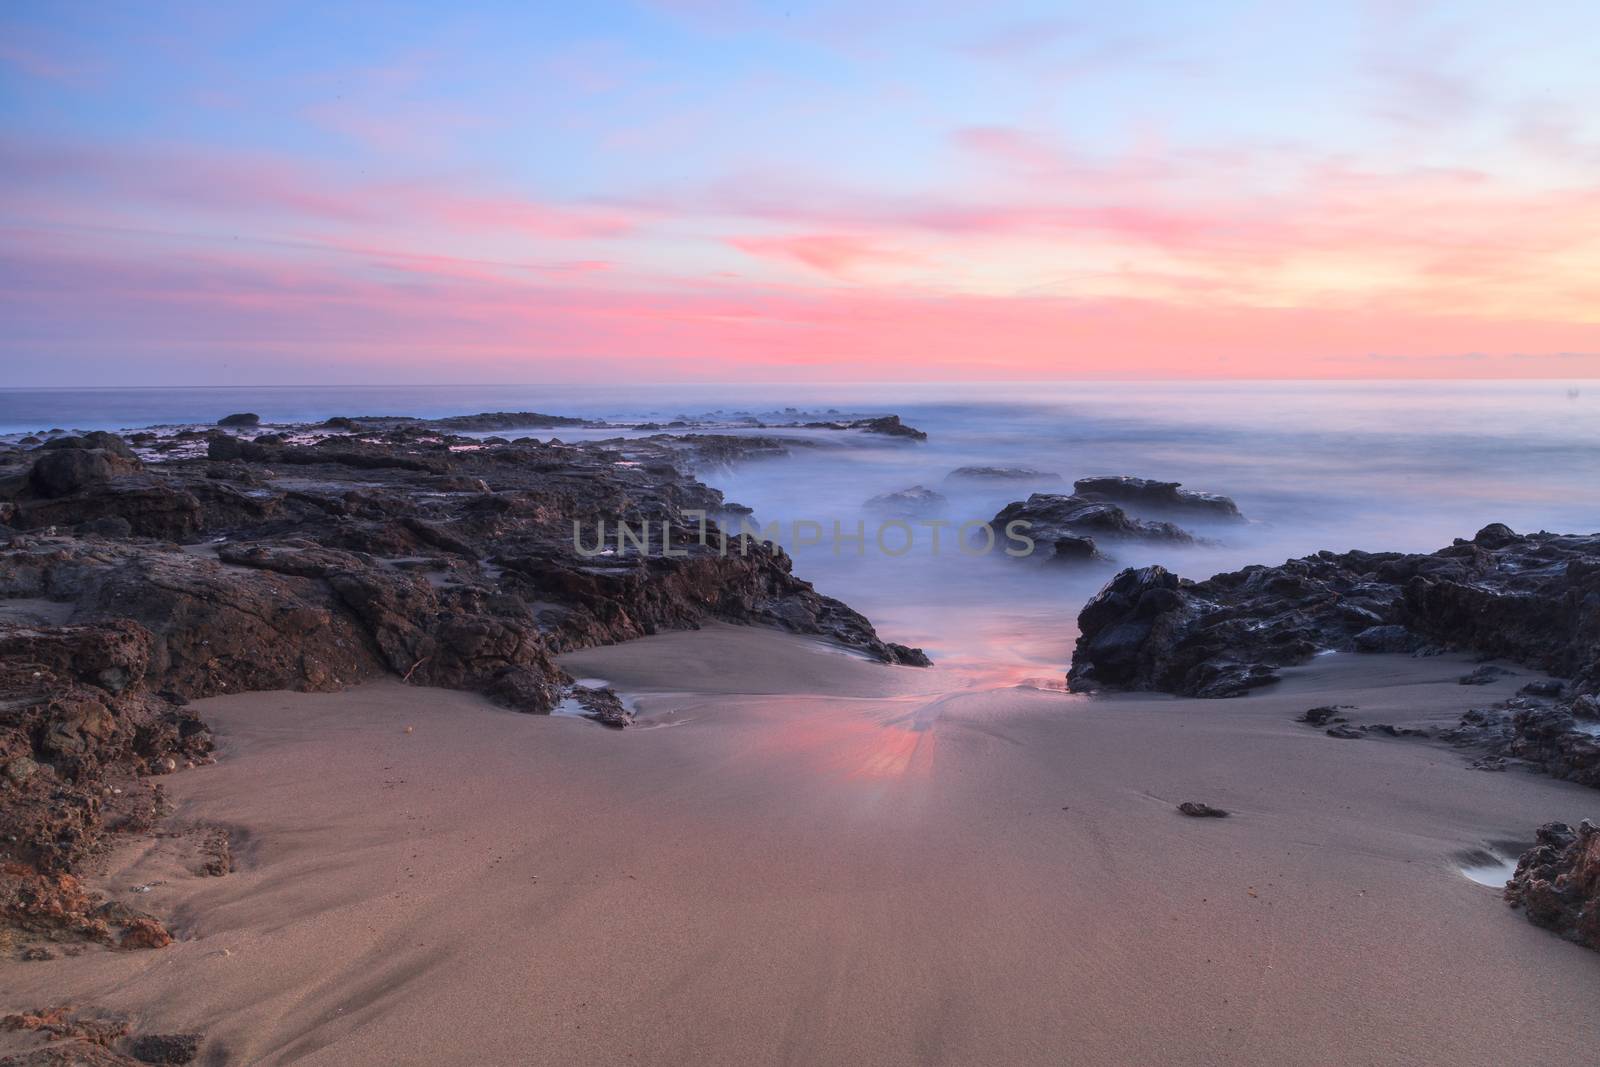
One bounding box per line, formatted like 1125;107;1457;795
571;686;633;728
1177;801;1229;817
1068;525;1600;700
990;494;1194;565
1505;820;1599;951
0;413;931;957
1520;679;1566;698
1073;476;1242;520
802;415;926;440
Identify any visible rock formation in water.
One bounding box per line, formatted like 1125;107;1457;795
1068;524;1600;699
988;493;1195;564
944;466;1064;485
864;485;948;517
0;416;927;957
1072;476;1243;521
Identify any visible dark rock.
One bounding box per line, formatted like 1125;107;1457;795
430;411;588;431
571;686;633;728
1297;705;1350;726
864;485;947;517
1325;725;1364;739
1519;679;1565;698
1353;624;1417;653
215;413;260;427
1361;723;1429;738
944;466;1063;484
1047;535;1104;563
991;494;1195;566
1177;801;1229;817
125;1033;202;1064
80;516;133;538
1073;476;1242;521
802;415;927;440
0;410;936;952
26;448;143;498
1505;820;1599;951
1068;526;1600;701
1460;664;1514;685
41;432;136;459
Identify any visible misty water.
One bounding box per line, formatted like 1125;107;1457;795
4;381;1596;684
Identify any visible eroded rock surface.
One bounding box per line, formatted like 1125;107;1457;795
991;494;1195;564
1068;525;1600;700
0;417;926;954
1506;820;1600;951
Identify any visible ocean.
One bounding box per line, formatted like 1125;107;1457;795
4;380;1596;681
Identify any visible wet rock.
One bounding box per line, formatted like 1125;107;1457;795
1325;725;1364;739
864;485;947;517
1297;705;1351;727
1460;664;1514;685
1069;525;1600;700
1470;755;1509;772
1519;679;1565;698
430;411;587;431
1505;820;1599;951
572;686;633;729
991;494;1194;566
215;413;260;427
1361;723;1429;738
1047;535;1104;563
1177;801;1229;817
944;466;1063;484
802;415;927;440
124;1033;202;1065
1073;476;1242;521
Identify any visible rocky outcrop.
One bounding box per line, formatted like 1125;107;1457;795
1440;698;1600;788
0;416;927;956
1072;476;1243;521
215;413;259;427
990;494;1194;564
864;485;947;517
1068;525;1600;699
801;415;927;440
1505;821;1600;951
945;466;1063;485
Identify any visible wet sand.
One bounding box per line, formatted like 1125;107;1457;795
6;624;1598;1065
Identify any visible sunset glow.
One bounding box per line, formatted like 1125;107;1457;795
4;1;1600;383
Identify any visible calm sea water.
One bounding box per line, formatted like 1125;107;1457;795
3;381;1595;680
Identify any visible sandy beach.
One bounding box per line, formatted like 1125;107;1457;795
5;623;1596;1066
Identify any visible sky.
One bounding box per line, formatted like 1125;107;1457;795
3;0;1600;385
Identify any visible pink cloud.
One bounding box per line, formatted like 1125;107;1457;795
727;234;920;277
4;236;1598;384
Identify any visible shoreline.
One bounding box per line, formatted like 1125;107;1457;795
4;626;1597;1064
